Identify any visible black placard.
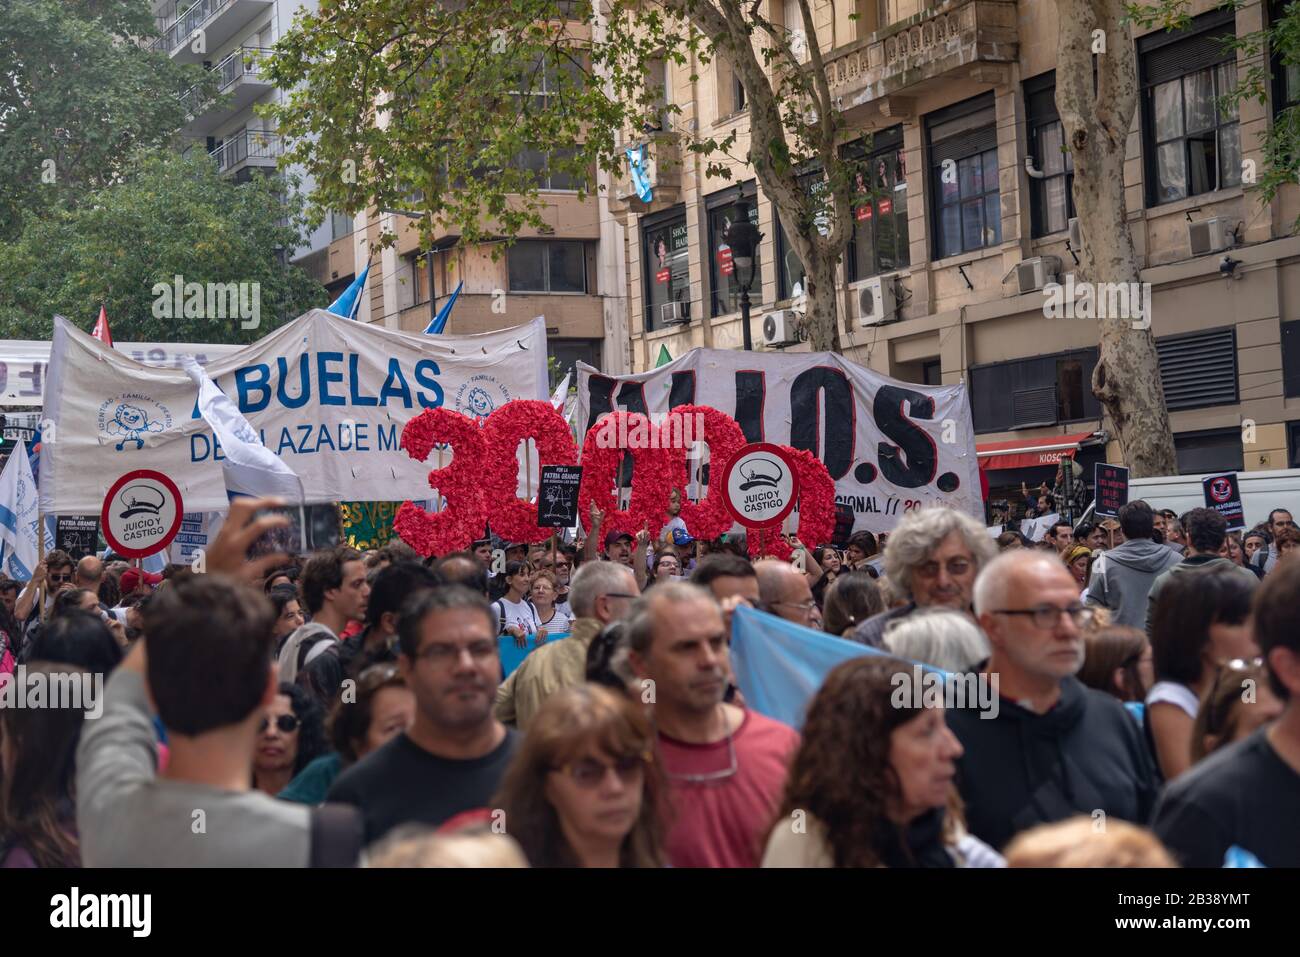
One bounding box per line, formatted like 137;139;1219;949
1094;463;1130;518
538;465;583;528
55;515;100;560
1202;471;1245;530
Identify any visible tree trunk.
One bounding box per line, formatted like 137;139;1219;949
801;247;842;352
1056;0;1177;477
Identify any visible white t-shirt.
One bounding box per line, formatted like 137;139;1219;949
537;605;575;634
1146;680;1199;719
662;516;688;539
493;597;540;636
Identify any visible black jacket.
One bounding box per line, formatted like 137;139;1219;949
946;676;1158;851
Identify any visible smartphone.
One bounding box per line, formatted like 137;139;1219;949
247;505;343;559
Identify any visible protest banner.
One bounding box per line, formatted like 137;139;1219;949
54;515;100;560
1094;463;1130;519
339;501;400;549
574;348;981;534
39;310;548;514
1202;472;1246;531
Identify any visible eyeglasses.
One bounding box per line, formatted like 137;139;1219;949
416;640;497;666
49;573;73;584
599;592;639;602
913;558;973;579
553;752;650;788
771;599;817;614
991;604;1094;629
259;714;300;734
665;733;738;784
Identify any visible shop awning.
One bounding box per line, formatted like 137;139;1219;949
977;431;1100;471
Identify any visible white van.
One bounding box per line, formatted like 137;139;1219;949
1125;467;1300;530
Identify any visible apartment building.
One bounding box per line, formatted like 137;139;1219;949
612;0;1300;514
152;0;363;302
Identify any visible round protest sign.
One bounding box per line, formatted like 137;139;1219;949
722;443;801;529
100;469;184;559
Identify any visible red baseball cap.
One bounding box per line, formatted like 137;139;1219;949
121;568;163;592
604;529;633;549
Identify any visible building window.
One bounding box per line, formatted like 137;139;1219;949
1155;326;1238;410
1140;9;1241;205
927;94;1000;259
1289;421;1300;469
922;359;942;386
847;126;910;281
1283;320;1300;398
1174;427;1243;475
513;147;584;191
1271;1;1300;117
706;183;760;317
774;168;830;301
642;207;690;331
330;211;354;241
507;240;587;293
969;348;1101;433
1024;73;1075;237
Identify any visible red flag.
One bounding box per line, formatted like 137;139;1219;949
92;305;114;346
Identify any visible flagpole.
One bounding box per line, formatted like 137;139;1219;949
36;508;46;622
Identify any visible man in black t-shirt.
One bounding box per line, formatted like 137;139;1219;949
327;585;517;846
1153;560;1300;867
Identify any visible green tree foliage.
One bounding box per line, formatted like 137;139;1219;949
0;151;327;343
265;0;870;350
0;0;213;241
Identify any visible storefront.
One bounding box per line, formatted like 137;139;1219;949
977;430;1108;524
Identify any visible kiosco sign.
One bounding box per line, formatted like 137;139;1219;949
101;470;184;558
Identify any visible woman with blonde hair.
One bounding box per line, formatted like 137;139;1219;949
493;684;666;867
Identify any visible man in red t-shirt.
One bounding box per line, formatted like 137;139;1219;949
627;581;799;867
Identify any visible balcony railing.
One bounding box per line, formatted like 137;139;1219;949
822;0;1018;107
153;0;220;53
179;46;271;115
210;130;282;174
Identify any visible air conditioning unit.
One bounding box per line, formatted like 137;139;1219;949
1188;217;1234;256
1068;217;1081;249
762;309;799;347
1016;255;1063;295
855;276;896;326
661;300;690;325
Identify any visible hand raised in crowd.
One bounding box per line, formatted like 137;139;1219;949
589;501;605;528
635;524;650;549
201;496;291;583
509;623;528;649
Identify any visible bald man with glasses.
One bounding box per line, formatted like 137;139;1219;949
945;551;1157;851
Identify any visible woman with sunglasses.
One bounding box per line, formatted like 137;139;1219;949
763;655;1002;868
253;682;327;796
1191;659;1284;764
1147;567;1258;782
280;665;415;804
493;684;666;867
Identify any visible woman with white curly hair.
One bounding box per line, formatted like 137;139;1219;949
850;508;996;648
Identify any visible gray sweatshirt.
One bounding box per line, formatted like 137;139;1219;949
76;668;313;867
1083;538;1183;629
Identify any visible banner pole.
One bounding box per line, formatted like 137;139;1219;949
37;508;46;622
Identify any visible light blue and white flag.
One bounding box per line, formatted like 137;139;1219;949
730;605;947;729
549;371;571;411
327;262;370;320
0;440;42;579
626;145;653;202
183;358;304;502
423;280;463;335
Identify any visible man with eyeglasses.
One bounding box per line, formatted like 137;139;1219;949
1251;508;1296;576
1083;500;1182;629
495;561;639;731
850;508;996;648
626;581;799;867
328;585;518;845
754;559;821;630
1153;559;1300;867
946;550;1157;851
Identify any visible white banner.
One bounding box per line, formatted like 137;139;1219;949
575;349;982;534
41;310;549;513
0;339;245;406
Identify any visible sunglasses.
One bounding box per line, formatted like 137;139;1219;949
49;573;73;584
553;752;649;789
259;714;301;734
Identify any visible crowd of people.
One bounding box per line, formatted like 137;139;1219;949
0;491;1296;869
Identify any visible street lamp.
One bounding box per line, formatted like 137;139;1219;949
724;200;763;351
